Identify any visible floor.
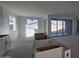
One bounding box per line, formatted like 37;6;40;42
4;37;34;58
52;35;79;58
4;35;79;58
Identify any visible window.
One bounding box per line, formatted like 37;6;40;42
57;21;63;36
51;20;66;36
51;20;57;36
51;19;72;36
63;21;66;35
9;16;16;32
26;19;38;37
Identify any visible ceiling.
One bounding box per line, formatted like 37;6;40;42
0;1;79;17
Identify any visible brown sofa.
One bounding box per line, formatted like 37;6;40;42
35;33;48;40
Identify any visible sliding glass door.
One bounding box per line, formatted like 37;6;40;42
63;21;66;35
51;20;57;36
57;21;63;36
51;19;72;36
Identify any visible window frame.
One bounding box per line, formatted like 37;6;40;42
9;16;16;32
26;18;38;37
51;19;66;36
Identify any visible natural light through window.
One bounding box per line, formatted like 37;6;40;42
26;19;38;37
51;20;65;36
9;16;16;32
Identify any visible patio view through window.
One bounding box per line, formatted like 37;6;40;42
51;20;66;36
26;19;38;37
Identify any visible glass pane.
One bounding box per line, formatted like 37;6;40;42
51;20;57;36
57;21;63;36
63;21;66;35
26;19;38;29
26;19;38;37
9;16;16;32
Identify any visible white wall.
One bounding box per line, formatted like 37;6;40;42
0;6;3;35
17;16;45;41
2;8;10;35
44;16;51;36
0;6;18;36
35;18;44;33
9;14;78;42
0;6;11;35
72;18;77;35
17;16;26;41
3;7;18;43
36;47;63;58
0;6;19;49
9;16;18;44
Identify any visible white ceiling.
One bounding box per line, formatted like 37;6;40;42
0;1;79;17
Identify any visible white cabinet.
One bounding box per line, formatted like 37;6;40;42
0;6;9;35
6;36;11;51
0;7;3;25
0;37;6;56
35;39;71;58
36;47;63;58
0;35;11;57
0;7;3;35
